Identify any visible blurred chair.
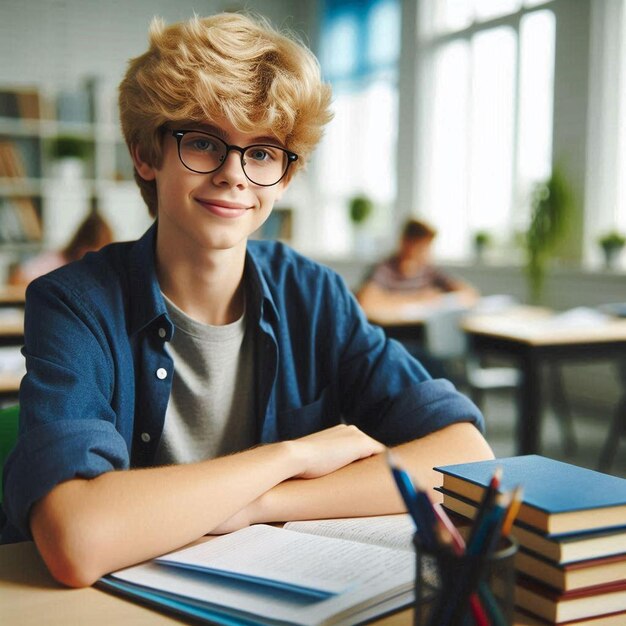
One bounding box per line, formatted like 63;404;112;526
422;305;520;401
594;304;626;471
598;360;626;473
422;304;576;454
0;404;19;503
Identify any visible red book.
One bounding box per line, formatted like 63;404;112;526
517;606;626;625
516;548;626;591
516;575;626;623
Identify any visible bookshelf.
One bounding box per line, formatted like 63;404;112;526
0;84;148;280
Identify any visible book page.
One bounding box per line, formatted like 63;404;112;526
113;524;415;626
284;514;415;552
155;524;413;596
110;558;414;626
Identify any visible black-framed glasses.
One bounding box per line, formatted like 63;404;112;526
170;129;298;187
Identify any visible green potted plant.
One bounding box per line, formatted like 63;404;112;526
48;135;92;180
348;194;373;226
348;194;375;256
49;135;91;160
598;231;626;269
525;168;573;304
473;231;491;262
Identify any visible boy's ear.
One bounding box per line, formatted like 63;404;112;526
131;144;157;181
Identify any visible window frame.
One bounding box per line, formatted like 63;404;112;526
405;1;557;261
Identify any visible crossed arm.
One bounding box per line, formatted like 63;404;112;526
31;420;492;588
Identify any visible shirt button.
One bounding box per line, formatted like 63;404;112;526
156;367;168;380
141;432;151;443
158;327;166;339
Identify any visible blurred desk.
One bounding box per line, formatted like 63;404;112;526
0;285;25;307
367;309;427;344
366;301;453;345
0;371;22;399
0;541;537;626
462;306;626;455
365;295;483;345
0;308;24;347
0;308;25;400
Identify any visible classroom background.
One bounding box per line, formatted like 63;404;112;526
0;0;625;477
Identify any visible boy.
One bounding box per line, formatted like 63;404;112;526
357;218;479;318
1;13;492;587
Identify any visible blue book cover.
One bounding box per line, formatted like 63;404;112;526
435;455;626;535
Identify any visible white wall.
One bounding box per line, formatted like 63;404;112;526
0;0;307;95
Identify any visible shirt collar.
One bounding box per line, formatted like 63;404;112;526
127;222;172;338
244;244;280;328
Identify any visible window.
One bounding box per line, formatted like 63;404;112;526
414;1;555;260
585;0;626;266
313;0;400;256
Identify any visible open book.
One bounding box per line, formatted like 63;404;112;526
98;515;422;626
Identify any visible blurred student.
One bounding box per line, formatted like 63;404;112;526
357;219;478;318
8;211;113;286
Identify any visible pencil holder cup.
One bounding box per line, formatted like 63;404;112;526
413;534;517;626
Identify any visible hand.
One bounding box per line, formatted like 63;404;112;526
208;426;384;534
289;424;385;479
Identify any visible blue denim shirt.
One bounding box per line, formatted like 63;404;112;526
1;224;482;542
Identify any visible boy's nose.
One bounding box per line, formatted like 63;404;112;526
213;150;248;187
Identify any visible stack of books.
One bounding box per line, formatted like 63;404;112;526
435;455;626;625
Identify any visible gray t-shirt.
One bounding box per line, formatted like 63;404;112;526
154;294;256;465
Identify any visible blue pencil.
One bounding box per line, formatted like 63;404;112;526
385;448;437;547
467;465;502;548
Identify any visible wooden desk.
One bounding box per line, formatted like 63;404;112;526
0;371;22;400
0;285;26;307
0;541;538;626
462;307;626;455
366;297;480;346
0;308;24;348
0;308;24;401
0;541;186;626
367;305;429;345
0;309;24;400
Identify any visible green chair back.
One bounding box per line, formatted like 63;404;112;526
0;405;19;502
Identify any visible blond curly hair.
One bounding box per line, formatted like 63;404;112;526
119;12;333;216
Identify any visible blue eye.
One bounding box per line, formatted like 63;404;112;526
179;132;222;154
246;147;282;163
249;148;269;161
189;138;217;152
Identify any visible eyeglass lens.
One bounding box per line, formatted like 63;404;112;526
177;131;291;186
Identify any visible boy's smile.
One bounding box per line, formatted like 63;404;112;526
194;197;250;220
